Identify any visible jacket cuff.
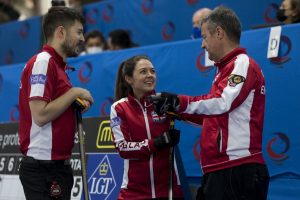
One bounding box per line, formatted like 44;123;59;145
177;95;189;113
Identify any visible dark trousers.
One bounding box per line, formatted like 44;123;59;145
19;156;74;200
196;163;269;200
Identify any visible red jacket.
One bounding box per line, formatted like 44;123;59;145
178;48;266;174
110;93;183;199
19;45;75;160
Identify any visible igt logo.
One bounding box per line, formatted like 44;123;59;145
88;155;116;199
267;132;290;163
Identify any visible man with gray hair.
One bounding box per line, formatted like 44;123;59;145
153;6;270;200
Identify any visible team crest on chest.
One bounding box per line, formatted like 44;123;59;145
228;74;245;87
151;111;166;123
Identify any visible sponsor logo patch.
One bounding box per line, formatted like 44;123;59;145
228;74;245;87
110;117;121;128
30;74;47;85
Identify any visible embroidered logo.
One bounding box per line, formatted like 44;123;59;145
50;181;62;197
110;117;121;128
30;74;47;85
151;111;166;122
228;74;245;87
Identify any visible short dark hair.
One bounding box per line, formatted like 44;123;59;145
109;29;133;49
115;55;150;101
85;30;107;49
85;30;104;41
42;6;84;41
202;6;241;44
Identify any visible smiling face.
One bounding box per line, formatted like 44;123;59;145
125;59;156;99
61;20;84;57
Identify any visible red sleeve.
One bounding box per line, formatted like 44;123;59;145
110;102;158;160
177;54;257;117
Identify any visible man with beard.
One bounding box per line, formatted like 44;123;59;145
18;6;94;200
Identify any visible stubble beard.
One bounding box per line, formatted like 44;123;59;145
62;38;79;58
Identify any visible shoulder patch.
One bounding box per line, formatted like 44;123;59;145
30;74;47;85
228;74;245;87
111;116;121;128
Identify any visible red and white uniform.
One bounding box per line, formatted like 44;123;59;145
19;45;75;160
110;93;183;199
178;48;266;174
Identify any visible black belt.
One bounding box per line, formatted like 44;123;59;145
22;156;70;166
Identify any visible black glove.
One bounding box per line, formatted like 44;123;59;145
154;129;180;150
152;92;179;116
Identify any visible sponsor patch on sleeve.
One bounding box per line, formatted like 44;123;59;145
30;74;47;85
111;116;122;128
228;74;245;87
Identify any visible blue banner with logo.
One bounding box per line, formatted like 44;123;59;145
0;0;281;65
0;16;41;66
86;154;123;200
83;0;281;46
0;23;300;199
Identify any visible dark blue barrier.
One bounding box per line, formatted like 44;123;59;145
0;16;41;65
83;0;281;45
0;23;300;199
0;0;281;65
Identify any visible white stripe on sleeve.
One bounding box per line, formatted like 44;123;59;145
30;52;51;98
185;54;250;115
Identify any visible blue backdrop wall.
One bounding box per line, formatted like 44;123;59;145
0;0;282;65
0;16;41;66
0;23;299;199
83;0;282;45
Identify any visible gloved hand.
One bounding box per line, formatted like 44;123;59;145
153;92;179;116
154;129;180;150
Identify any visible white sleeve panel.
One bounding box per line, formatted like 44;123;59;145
30;52;51;98
110;99;127;143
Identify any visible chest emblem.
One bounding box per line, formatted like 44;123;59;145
151;111;166;123
228;74;245;87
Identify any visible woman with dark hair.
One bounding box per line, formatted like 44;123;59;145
110;55;183;199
